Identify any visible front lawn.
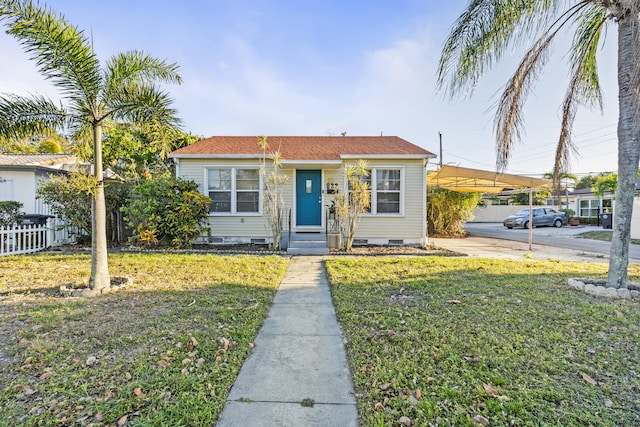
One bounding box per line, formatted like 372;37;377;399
577;230;640;245
0;253;289;426
326;257;640;426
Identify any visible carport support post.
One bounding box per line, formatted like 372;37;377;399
528;187;533;251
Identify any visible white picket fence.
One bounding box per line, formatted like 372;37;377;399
0;219;78;256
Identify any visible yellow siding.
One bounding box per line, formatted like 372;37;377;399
177;158;294;241
351;159;426;243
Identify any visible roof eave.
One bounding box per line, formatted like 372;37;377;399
0;165;70;174
169;153;263;159
340;154;435;160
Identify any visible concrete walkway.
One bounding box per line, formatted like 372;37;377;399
216;256;359;427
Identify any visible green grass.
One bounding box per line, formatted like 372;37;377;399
0;253;289;427
577;230;640;245
326;257;640;427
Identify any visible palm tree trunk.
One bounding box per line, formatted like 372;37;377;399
608;10;640;288
89;123;111;292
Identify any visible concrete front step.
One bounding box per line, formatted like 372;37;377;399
289;232;325;241
286;232;329;255
290;240;327;248
287;247;329;255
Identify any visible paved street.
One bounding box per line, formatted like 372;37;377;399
431;223;640;262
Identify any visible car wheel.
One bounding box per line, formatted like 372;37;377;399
523;221;529;229
507;226;513;229
554;218;563;228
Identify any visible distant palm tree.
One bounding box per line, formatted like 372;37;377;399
0;0;182;294
438;1;639;288
543;171;577;206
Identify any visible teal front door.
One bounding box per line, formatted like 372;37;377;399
296;170;322;226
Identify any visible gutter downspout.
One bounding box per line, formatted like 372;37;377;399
423;159;428;246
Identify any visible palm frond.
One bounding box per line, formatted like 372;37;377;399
102;51;182;104
437;0;561;96
0;94;69;138
494;34;554;171
493;2;593;171
106;85;181;129
0;0;102;111
569;5;607;109
551;5;608;188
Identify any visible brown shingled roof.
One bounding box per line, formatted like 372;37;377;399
170;136;434;160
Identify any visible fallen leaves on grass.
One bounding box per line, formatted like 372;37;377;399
399;415;412;426
133;387;145;399
473;414;490;425
482;384;509;401
187;336;198;350
39;370;53;380
581;372;597;385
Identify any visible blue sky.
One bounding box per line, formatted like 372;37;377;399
0;0;619;176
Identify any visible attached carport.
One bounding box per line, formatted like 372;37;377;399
427;165;552;250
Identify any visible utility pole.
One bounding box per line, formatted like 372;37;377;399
438;132;443;168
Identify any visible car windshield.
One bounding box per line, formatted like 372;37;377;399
515;209;530;216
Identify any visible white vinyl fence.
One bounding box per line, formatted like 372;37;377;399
0;219;78;256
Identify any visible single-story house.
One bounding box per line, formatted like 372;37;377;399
169;136;436;251
0;154;77;215
568;188;613;220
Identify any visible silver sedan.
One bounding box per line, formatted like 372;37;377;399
503;208;568;229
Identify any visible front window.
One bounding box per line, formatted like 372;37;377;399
348;168;402;215
207;168;260;214
376;169;401;213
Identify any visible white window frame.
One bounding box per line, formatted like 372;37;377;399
205;167;262;215
578;197;612;218
347;167;404;216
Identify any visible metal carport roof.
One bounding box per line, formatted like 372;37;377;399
427;165;551;193
426;165;553;251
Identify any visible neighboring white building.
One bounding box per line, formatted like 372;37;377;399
0;154;77;214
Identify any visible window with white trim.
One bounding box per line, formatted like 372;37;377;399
206;168;261;213
348;168;402;214
579;198;612;218
376;169;401;213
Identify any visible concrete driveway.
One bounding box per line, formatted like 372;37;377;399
430;223;640;262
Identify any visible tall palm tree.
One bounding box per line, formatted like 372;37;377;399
438;1;639;288
0;0;182;294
